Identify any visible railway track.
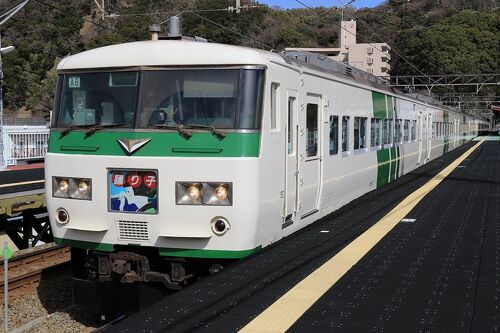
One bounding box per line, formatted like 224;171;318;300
0;243;71;295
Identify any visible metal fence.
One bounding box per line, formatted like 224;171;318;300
1;125;49;166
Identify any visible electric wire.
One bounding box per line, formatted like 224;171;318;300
182;10;274;51
349;11;435;82
294;0;436;84
31;0;129;39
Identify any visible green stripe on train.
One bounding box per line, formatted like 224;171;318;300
158;247;261;259
373;92;400;188
55;237;261;259
48;130;261;157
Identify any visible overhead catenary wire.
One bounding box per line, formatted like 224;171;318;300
349;11;436;82
294;0;437;84
180;10;274;51
31;0;129;39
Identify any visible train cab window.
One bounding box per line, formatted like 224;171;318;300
342;116;350;154
371;118;381;147
411;120;417;141
394;119;402;143
404;120;410;142
383;119;392;145
329;115;339;155
306;104;318;157
288;97;295;155
270;83;279;131
354;117;367;150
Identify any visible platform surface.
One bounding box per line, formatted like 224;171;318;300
110;136;499;333
0;164;45;196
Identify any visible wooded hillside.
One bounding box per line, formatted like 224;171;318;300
0;0;498;118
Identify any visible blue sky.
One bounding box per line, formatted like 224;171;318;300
260;0;385;9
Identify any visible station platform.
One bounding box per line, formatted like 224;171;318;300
0;163;44;196
109;136;499;333
0;164;47;250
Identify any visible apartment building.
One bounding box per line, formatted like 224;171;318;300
286;20;391;77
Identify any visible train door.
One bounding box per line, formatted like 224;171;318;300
417;111;424;164
283;90;299;227
426;112;432;161
299;94;322;218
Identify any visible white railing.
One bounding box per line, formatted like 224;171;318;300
1;125;50;166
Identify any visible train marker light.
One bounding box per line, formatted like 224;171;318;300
55;208;70;225
211;217;230;235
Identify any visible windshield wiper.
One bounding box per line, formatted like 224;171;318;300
60;124;95;136
154;124;192;139
183;123;226;140
84;123;126;136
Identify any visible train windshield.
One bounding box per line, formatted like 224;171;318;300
54;68;264;130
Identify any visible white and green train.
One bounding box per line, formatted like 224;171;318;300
45;39;487;309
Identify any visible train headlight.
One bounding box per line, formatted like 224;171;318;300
52;177;92;200
69;178;92;200
205;183;231;205
176;182;232;206
176;183;202;205
53;177;70;198
187;185;201;200
214;186;228;201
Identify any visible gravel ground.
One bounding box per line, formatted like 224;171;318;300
0;270;101;332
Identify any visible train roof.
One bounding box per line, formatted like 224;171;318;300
57;40;285;70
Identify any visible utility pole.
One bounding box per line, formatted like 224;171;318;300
0;0;29;168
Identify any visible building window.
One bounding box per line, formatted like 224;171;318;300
342;116;350;153
306;104;318;157
329;115;339;155
354;117;367;150
270;83;279;131
288;97;295;155
383;119;392;145
371;118;381;147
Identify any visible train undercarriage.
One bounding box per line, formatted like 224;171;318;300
71;247;228;313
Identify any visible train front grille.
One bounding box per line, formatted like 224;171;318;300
117;220;150;241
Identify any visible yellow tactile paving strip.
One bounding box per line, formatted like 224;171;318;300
239;139;485;333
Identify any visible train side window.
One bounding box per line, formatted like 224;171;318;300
306;104;318;157
287;97;295;155
383;119;392;145
270;83;279;131
371;118;381;147
404;120;410;142
342;116;350;154
411;120;417;141
329;115;339;155
354;117;367;150
394;119;402;143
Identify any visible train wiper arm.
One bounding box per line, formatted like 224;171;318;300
60;124;95;136
183;123;226;140
84;123;126;136
153;124;192;139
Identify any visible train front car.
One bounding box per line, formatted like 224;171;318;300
45;40;269;311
